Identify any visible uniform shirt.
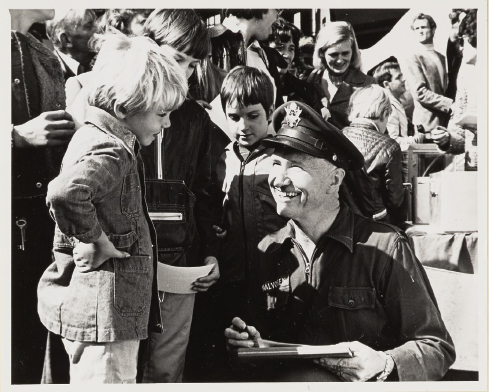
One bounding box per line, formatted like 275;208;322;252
256;203;455;381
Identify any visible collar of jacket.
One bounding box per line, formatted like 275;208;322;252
85;106;140;158
349;118;381;133
309;67;368;87
259;201;355;254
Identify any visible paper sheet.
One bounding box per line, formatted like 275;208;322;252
157;262;213;293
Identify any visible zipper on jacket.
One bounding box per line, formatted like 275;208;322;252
290;238;311;282
156;130;164;180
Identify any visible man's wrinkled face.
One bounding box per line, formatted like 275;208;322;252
268;148;341;221
412;18;435;45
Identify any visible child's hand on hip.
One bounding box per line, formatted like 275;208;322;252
73;231;130;272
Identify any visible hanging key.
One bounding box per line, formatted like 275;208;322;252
15;219;27;251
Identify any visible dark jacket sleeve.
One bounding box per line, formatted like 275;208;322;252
383;142;405;214
382;235;456;380
192;111;228;259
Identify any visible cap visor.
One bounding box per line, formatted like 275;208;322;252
261;135;328;159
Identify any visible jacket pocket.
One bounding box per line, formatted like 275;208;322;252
113;255;152;317
328;286;376;310
121;172;142;219
145;179;196;263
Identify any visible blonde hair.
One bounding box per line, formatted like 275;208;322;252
88;34;188;116
348;85;392;121
313;21;362;71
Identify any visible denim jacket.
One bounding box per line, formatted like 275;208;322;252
38;106;162;342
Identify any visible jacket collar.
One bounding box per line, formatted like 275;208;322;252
259;202;355;254
85;106;140;157
350;118;381;133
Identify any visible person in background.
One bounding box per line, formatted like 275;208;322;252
97;9;153;36
266;18;319;107
374;61;425;181
225;101;455;382
446;9;467;100
46;9;97;81
342;85;406;227
432;9;478;171
399;13;453;132
11;9;76;384
307;21;374;129
209;9;286;108
374;62;420;146
38;34;188;384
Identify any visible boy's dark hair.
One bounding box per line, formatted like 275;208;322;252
143;9;209;60
411;13;437;30
224;9;270;20
373;61;401;87
459;9;477;48
268;18;301;58
221;66;274;115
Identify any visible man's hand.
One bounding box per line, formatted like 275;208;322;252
192;256;220;292
313;341;386;382
73;231;130;272
432;126;450;148
13;110;75;148
224;317;261;349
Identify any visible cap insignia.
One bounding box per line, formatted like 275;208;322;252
284;102;302;128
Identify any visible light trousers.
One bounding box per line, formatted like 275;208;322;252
62;338;139;383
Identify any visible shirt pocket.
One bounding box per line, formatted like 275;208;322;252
328;286;376;310
113;255;152;317
121;172;142;219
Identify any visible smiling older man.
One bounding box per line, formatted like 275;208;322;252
225;101;455;382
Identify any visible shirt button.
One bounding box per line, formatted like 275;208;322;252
36;182;42;188
348;299;355;308
56;103;61;108
14;78;21;84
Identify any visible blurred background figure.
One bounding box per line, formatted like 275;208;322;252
266;18;319;107
342;85;406;227
11;8;75;384
432;9;478;171
399;13;453;132
446;9;468;100
210;9;286;107
308;21;374;129
97;9;153;36
46;9;97;81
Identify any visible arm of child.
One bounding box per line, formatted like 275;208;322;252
73;230;130;272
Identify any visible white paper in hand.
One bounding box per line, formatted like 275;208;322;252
157;262;213;293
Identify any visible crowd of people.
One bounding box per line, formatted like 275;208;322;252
10;8;478;384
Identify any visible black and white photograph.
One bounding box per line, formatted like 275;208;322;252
2;2;487;390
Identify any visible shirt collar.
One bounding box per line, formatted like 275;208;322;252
55;49;81;75
261;202;355;253
84;106;139;157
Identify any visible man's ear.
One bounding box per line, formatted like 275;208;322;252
327;168;345;193
113;103;127;120
382;80;390;89
58;32;72;49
